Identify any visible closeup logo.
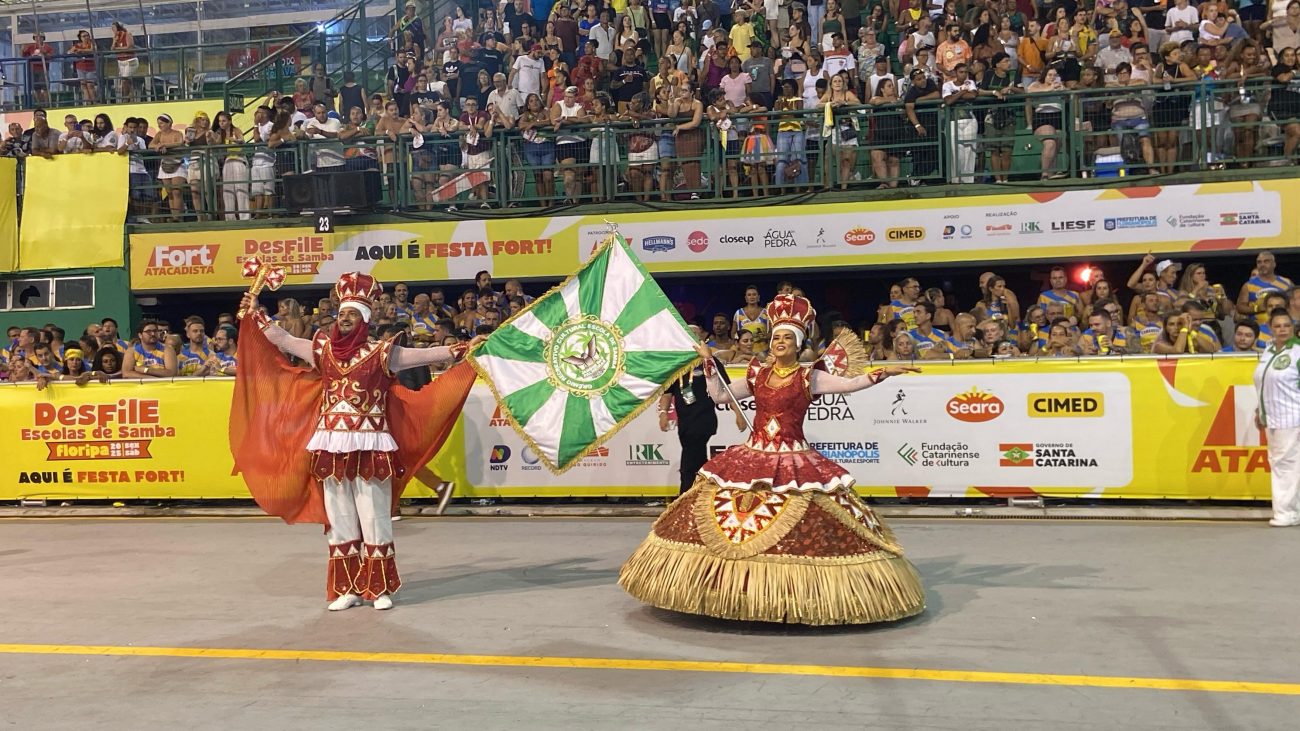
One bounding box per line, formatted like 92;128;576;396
1000;443;1034;467
489;445;511;464
844;227;876;246
897;443;919;466
641;235;676;253
886;227;925;242
687;230;709;253
1028;393;1104;417
946;387;1005;422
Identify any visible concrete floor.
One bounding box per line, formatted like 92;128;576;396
2;517;1299;730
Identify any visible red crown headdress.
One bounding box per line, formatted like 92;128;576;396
334;272;383;321
765;294;816;340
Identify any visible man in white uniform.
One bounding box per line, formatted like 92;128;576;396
1254;308;1300;527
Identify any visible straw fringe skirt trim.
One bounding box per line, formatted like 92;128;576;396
618;479;926;626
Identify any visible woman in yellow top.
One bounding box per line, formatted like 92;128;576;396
773;79;808;188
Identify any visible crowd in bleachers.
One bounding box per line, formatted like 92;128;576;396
12;0;1300;216
2;252;1291;386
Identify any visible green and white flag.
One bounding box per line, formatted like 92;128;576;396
469;233;699;473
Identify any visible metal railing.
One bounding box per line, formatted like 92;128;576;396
108;78;1300;220
0;38;308;112
223;0;394;114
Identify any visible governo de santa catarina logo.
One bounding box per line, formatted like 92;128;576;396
544;315;626;397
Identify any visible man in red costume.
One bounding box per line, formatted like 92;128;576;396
233;272;478;611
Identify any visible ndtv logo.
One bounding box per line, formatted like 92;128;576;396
886;227;925;241
946;388;1004;422
150;244;218;268
844;227;876;246
1029;393;1104;417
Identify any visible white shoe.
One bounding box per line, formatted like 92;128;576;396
373;595;394;610
328;593;362;611
1269;517;1300;527
391;513;402;522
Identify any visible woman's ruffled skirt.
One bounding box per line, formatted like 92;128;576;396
618;474;926;626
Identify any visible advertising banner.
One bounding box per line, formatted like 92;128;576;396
127;180;1296;291
19;154;127;270
0;157;16;272
0;356;1271;501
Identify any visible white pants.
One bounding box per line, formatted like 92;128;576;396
950;116;978;184
324;475;393;548
221;158;251;220
1267;428;1300;522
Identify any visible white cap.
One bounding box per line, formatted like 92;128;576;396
1155;259;1180;276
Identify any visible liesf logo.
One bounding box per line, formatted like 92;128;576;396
687;230;709;253
844;227;876;246
642;235;676;253
146;244;219;276
886;227;925;242
1029;393;1104;417
946;387;1004;422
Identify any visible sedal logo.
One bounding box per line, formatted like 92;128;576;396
946;387;1004;422
687;230;709;253
844;227;876;246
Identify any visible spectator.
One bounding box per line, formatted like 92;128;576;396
907;301;968;359
732;285;769;339
1027;68;1065;178
820;70;859;189
26;109;59;159
903;67;940;182
300;103;345;172
309;63;339;112
122;320;178;378
207;326;238;376
1225;320;1262;353
1238;251;1294;325
459;97;495;207
185;111;215;220
591;11;618;61
58;114;90;154
21;32;54;106
71;30;98;104
179;316;211;376
150;114;188;221
112;21;138;102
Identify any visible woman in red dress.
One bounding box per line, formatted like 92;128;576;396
620;294;926;625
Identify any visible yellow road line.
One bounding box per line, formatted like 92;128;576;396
1;643;1297;696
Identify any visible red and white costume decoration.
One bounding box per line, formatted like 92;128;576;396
237;272;472;606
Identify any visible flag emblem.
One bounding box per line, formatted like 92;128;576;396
470;233;699;472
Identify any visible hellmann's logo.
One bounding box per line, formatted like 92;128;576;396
946;387;1004;422
146;244;219;276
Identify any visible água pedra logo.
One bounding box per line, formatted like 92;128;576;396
545;315;626;397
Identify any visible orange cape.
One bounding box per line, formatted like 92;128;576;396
229;317;475;526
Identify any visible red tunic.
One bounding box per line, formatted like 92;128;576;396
308;331;402;482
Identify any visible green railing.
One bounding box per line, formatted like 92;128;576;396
223;0;395;114
0;38;313;111
118;78;1299;220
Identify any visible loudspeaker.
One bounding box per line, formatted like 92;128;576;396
282;174;319;211
324;169;381;210
282;169;381;212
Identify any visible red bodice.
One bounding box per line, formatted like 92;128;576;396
746;362;813;452
311;331;396;434
700;361;855;494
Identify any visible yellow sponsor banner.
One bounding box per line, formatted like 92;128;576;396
0;357;1273;502
0;157;17;272
19;154;128;270
128;179;1295;291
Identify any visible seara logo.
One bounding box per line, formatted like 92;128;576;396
947;387;1004;422
844;227;876;246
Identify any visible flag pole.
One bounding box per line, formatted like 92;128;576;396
715;363;753;433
